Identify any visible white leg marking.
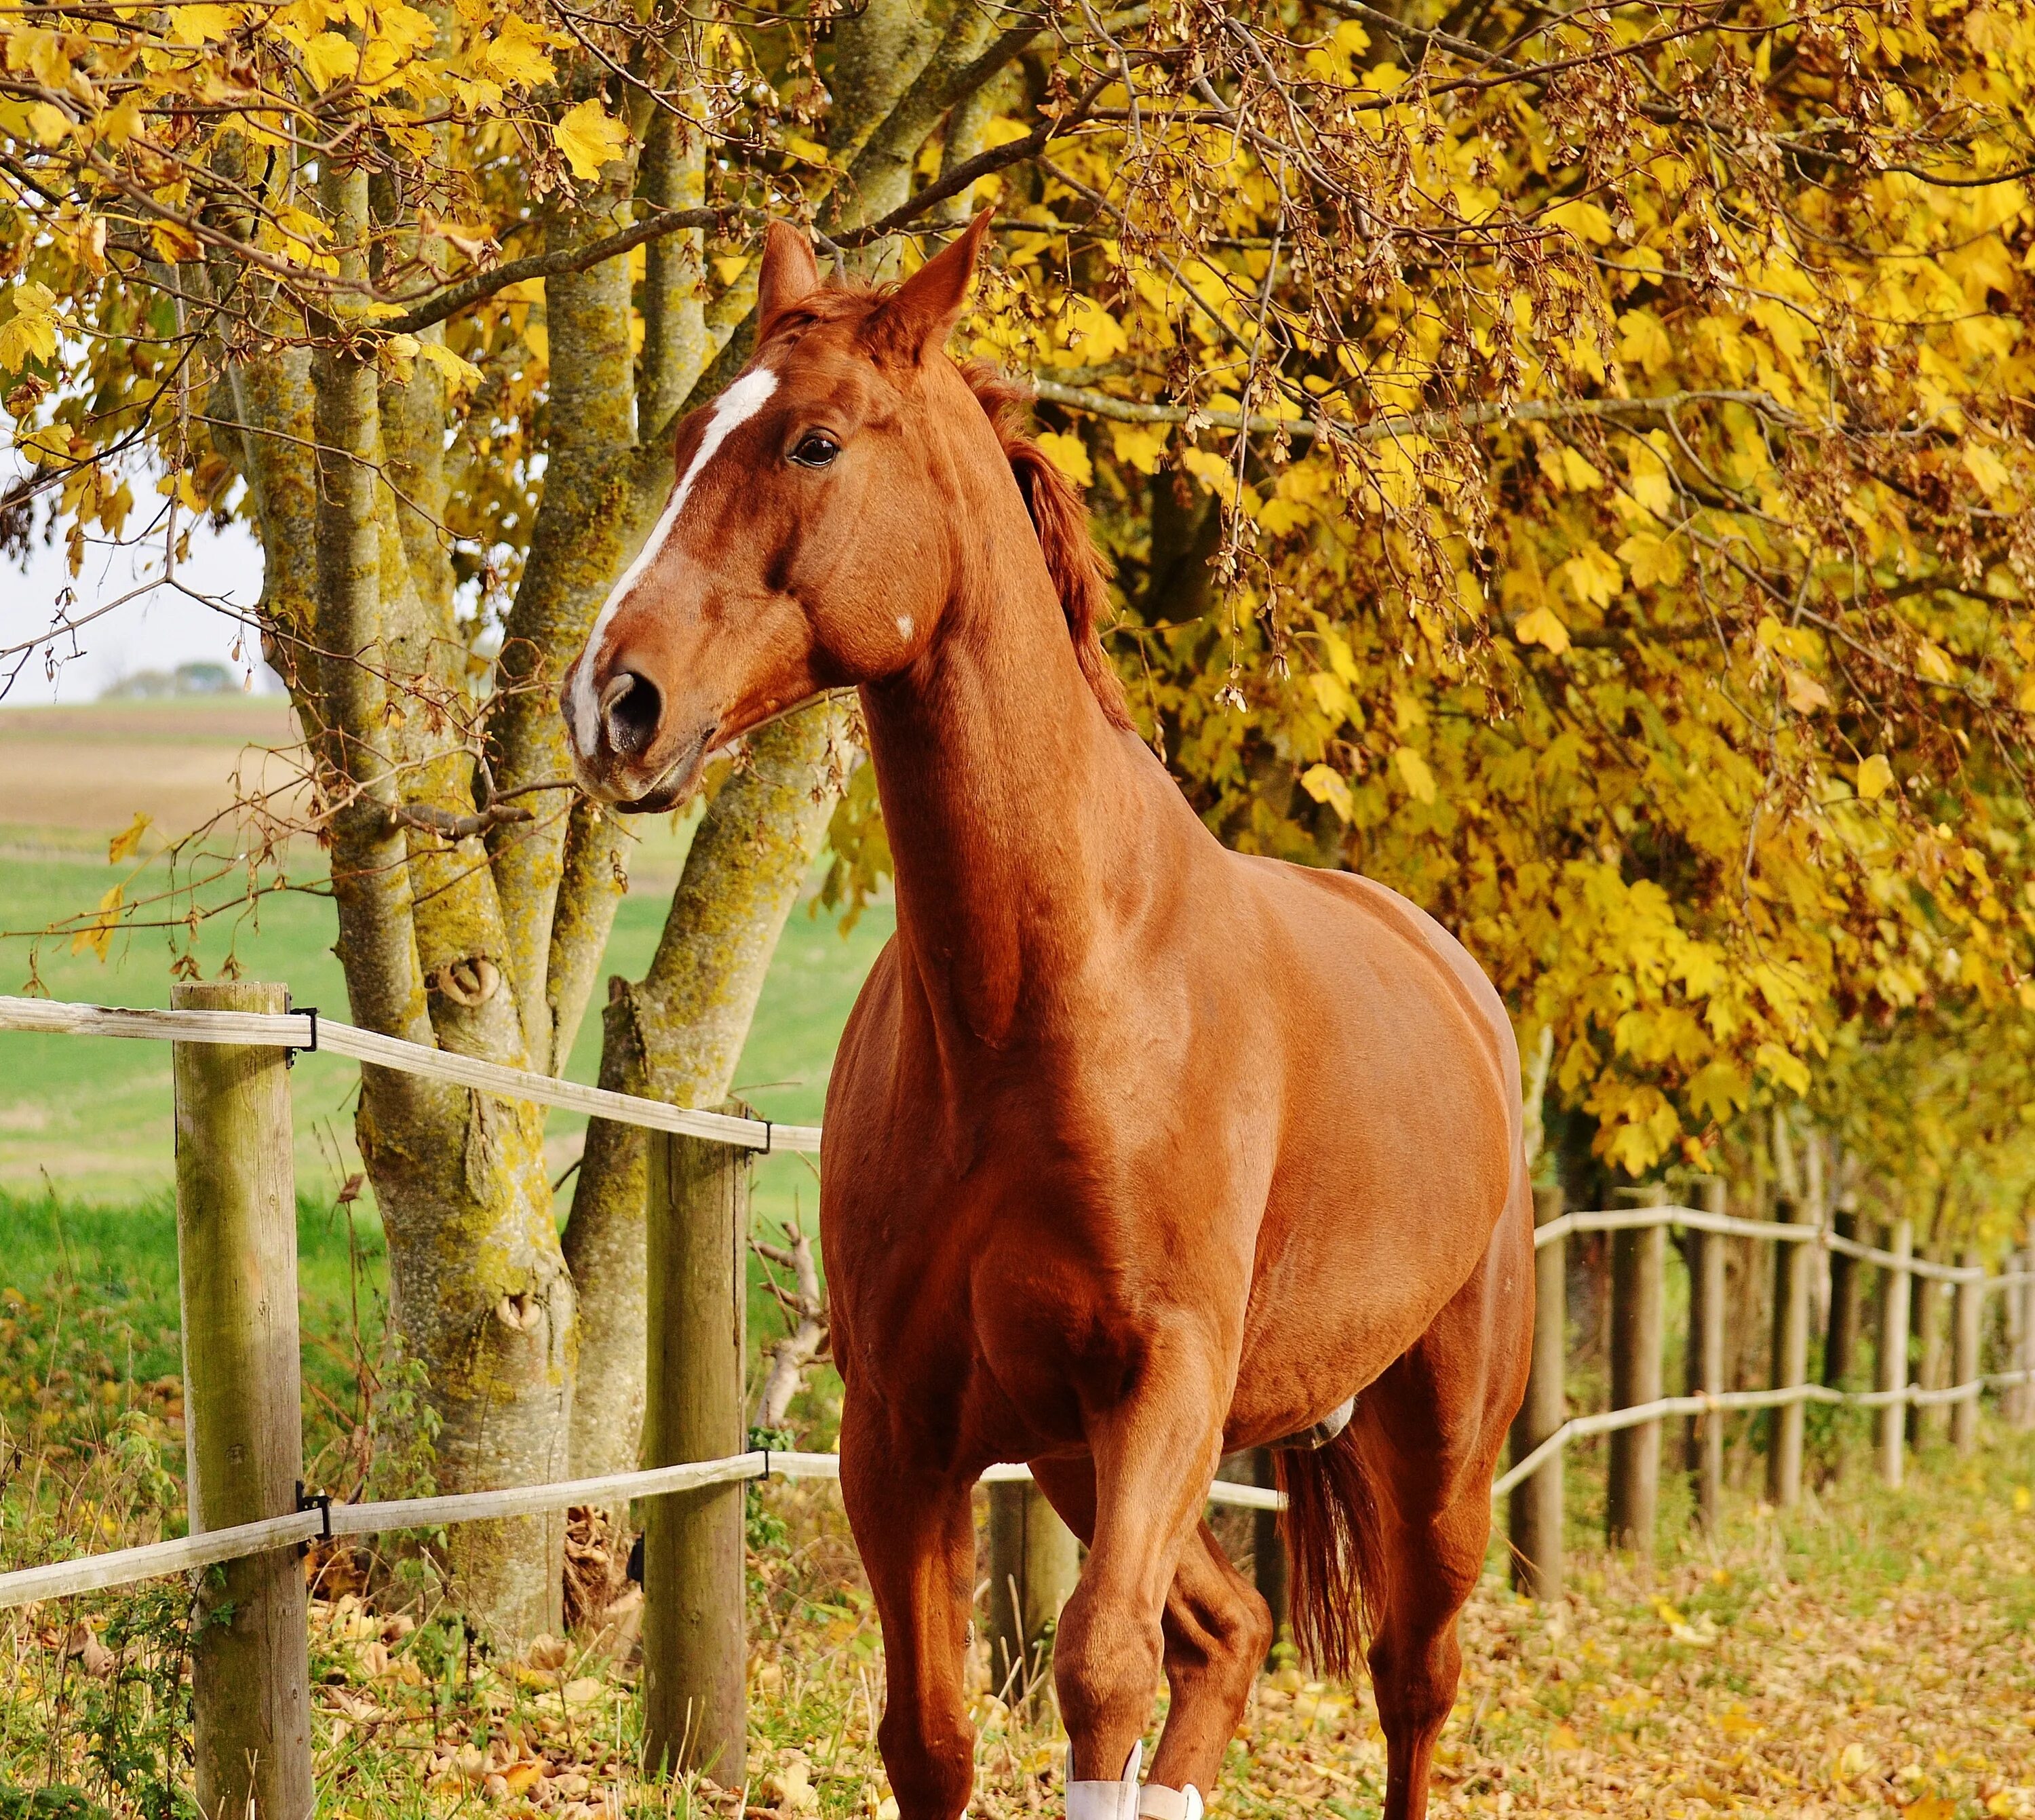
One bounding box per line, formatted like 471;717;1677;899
570;364;781;741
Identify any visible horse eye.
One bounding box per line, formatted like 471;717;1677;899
790;431;840;469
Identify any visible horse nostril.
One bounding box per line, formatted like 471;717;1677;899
600;671;663;757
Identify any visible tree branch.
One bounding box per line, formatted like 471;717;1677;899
1030;379;1800;442
379;205;723;337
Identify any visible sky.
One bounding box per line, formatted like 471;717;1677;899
3;507;273;705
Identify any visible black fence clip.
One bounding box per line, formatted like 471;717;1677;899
296;1482;333;1548
283;998;319;1068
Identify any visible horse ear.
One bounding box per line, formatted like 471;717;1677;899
865;208;993;365
758;220;821;329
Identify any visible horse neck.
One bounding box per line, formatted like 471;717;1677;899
859;495;1145;1051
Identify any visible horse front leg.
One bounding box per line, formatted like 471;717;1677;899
838;1395;979;1820
1051;1347;1228;1819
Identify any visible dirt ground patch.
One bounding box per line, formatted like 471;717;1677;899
0;697;306;834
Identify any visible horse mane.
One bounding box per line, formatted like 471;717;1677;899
762;289;1132;732
958;362;1133;732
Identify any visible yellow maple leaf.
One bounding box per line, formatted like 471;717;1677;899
1915;640;1955;684
1856;753;1894;800
477;16;554;88
1300;762;1354;822
1060;295;1129;360
1033;429;1093;488
1513;605;1572;655
1108;421;1167;475
169;3;239;42
1963;441;2011;498
28;102;73;147
1783;667;1829;714
1616;529;1685;589
1559;542;1623;609
108;811;153;865
417;340;484;391
71;884;123;961
151;220;206;263
297;30;360;86
1393;745;1437;805
1619;307;1674;376
0;282;60;369
553;97;629;180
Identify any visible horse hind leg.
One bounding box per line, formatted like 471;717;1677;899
1146;1523;1271;1812
1280;1210;1531;1820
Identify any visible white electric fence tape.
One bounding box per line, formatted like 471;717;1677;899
0;996;821;1155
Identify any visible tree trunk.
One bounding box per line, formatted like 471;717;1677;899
564;701;852;1479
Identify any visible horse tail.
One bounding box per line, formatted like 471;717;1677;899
1273;1427;1380;1682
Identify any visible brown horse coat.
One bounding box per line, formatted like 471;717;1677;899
562;214;1533;1820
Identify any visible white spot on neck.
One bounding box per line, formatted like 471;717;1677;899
571;365;781;743
896;615;914;641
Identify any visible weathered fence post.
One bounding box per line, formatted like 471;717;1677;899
1914;1247;1947;1448
1877;1218;1913;1488
1509;1184;1566;1598
1607;1183;1666;1554
642;1115;750;1787
1686;1177;1726;1530
2016;1224;2035;1431
1954;1250;1982;1456
1768;1195;1810;1507
171;981;313;1820
986;1479;1081;1709
1824;1199;1862;1388
1252;1446;1289;1659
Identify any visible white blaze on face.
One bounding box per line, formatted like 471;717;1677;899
570;365;781;752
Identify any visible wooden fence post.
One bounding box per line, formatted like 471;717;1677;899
986;1480;1081;1710
1686;1177;1726;1531
1913;1249;1947;1448
1252;1446;1289;1658
1509;1184;1566;1599
1878;1218;1913;1488
2017;1225;2035;1431
1954;1251;1982;1456
1607;1183;1666;1554
170;981;313;1820
1767;1195;1810;1507
1824;1201;1863;1392
642;1115;750;1787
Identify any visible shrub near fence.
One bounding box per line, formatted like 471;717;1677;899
3;985;2034;1813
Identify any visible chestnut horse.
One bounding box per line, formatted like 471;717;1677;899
562;215;1532;1820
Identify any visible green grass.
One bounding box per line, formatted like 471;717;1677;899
0;831;893;1230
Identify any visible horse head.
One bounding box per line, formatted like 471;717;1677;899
561;211;1026;811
